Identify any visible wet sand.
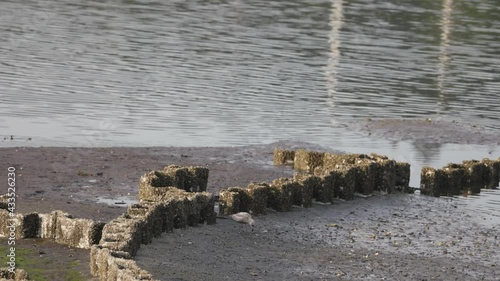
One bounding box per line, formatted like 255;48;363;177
1;121;499;280
136;193;499;281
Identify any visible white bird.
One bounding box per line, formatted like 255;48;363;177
230;212;254;226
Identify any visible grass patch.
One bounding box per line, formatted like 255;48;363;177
0;244;87;281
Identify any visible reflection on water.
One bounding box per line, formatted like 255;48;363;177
1;0;499;148
0;1;499;216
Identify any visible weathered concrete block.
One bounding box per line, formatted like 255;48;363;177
337;166;357;200
273;149;295;166
482;158;500;189
184;194;201;227
54;211;104;249
160;200;175;232
0;194;8;210
0;212;35;239
127;203;163;244
294;149;325;173
292;173;315;207
171;197;188;229
247;183;269;215
350;163;372;195
0;210;10;237
443;164;466;195
38;212;56;239
138;171;174;201
462;160;489;193
187;166;209;192
372;158;396;193
163;165;190;191
219;189;241;215
226;187;252;212
90;245;135;280
395;162;411;192
420;167;448;196
107;256;155;281
100;214;144;256
323;153;370;170
268;178;293;212
312;168;336;203
197;192;216;224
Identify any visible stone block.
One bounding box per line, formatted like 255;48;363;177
268;178;293;212
226;187;252;212
482;158;500;189
100;215;144;256
163;165;190;191
294;149;325;173
420;167;447;196
127;203;163;244
38;212;56;239
273;149;295;166
395;162;411;192
0;210;10;237
312;168;336;203
219;189;241;215
0;194;8;210
372;158;396;193
197;192;216;224
187;166;209;192
160;200;175;232
292;173;316;207
54;211;104;249
443;164;467;195
336;166;357;200
462;160;489;193
138;171;174;201
247;183;269;215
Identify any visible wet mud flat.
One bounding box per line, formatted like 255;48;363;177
349;119;500;145
136;193;499;281
1;133;499;280
0;142;323;222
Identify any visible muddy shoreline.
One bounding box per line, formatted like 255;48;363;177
1;120;500;281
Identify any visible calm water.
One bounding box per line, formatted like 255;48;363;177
1;1;499;215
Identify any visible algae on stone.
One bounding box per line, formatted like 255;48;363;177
273;148;295;166
294;149;325;173
268;178;294;212
247;182;269;215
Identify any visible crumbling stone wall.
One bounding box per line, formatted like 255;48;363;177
0;210;105;249
220;150;411;215
139;165;209;200
421;158;500;197
91;166;216;281
274;149;411;194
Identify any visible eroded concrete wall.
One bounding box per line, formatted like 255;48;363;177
91;166;216;280
421;158;500;197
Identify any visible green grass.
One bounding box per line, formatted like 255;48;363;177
0;244;87;281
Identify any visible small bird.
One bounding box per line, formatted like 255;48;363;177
230;212;254;226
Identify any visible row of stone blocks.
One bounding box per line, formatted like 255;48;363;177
91;168;216;281
138;164;209;196
421;158;500;197
274;148;411;190
219;152;411;216
0;209;105;249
